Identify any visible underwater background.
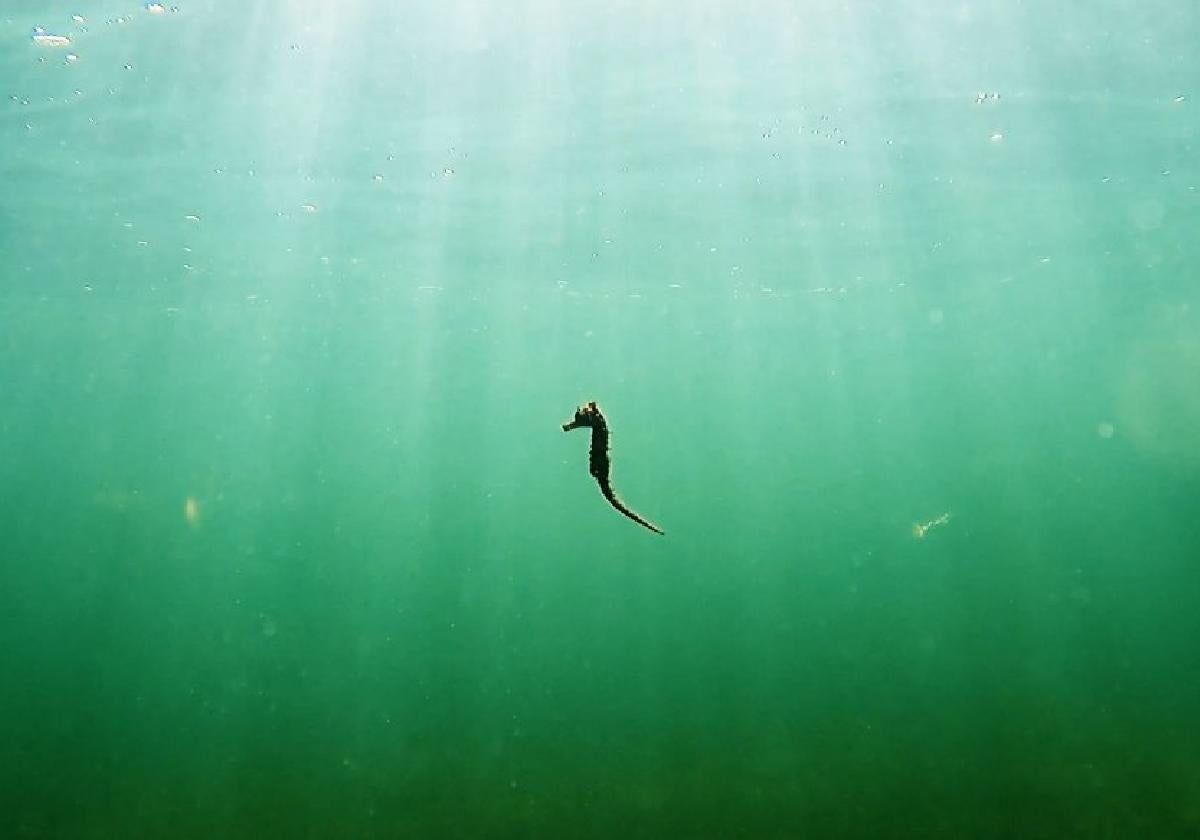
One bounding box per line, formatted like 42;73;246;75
2;1;1198;837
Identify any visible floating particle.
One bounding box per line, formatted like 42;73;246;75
31;29;72;47
990;132;1004;142
1174;95;1186;103
912;512;951;539
373;173;384;181
184;496;201;526
443;167;455;177
184;214;200;222
300;204;317;213
72;15;86;23
1097;422;1115;439
145;2;166;13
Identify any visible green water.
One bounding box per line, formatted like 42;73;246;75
3;1;1199;837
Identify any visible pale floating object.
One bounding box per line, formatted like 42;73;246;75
184;496;201;526
32;29;72;47
146;2;167;13
913;512;951;539
1097;422;1115;439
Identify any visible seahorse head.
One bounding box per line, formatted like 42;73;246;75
562;401;601;432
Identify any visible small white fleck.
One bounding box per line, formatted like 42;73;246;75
990;132;1004;143
32;31;72;47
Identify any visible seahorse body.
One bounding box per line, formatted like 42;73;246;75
562;401;664;535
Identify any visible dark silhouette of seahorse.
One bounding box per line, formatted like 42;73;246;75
562;401;664;535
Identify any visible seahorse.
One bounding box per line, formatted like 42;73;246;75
562;401;664;535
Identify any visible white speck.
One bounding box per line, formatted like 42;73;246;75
443;168;455;177
1174;95;1186;103
32;30;72;47
124;64;134;71
73;15;86;24
1097;422;1115;439
300;204;317;213
373;173;384;181
65;54;78;64
990;132;1004;143
184;214;200;223
145;2;166;13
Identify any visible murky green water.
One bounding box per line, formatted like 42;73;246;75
2;2;1198;837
